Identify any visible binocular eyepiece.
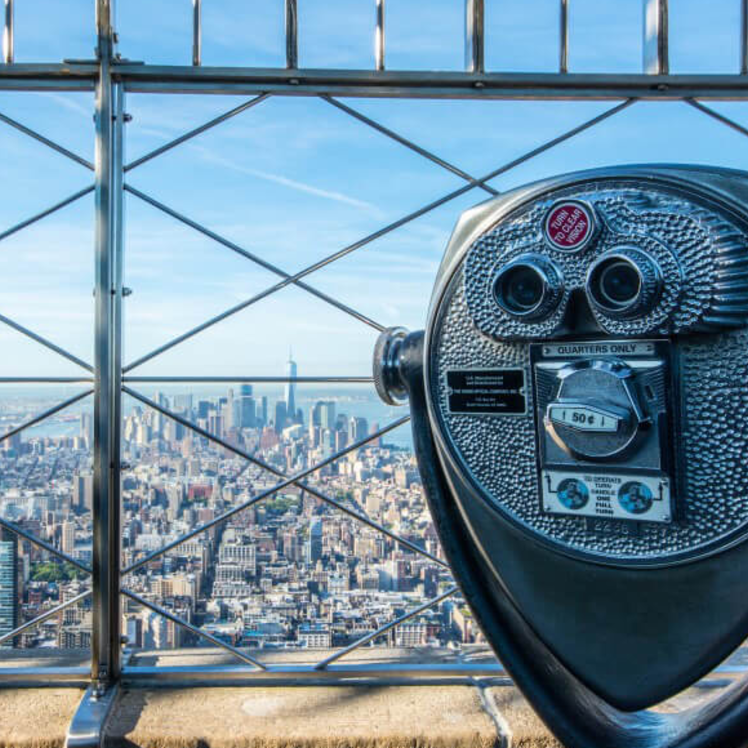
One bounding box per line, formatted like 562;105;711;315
493;245;663;322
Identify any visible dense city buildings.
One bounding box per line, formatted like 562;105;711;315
0;361;480;656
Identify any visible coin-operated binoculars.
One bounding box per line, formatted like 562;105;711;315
374;165;748;748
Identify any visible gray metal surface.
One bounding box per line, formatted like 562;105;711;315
192;0;201;67
428;167;748;562
2;0;12;65
91;0;122;687
64;683;120;748
644;0;669;75
122;662;506;686
375;0;385;72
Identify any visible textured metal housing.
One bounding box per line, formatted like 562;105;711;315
426;165;748;564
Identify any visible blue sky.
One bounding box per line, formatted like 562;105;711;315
0;0;747;377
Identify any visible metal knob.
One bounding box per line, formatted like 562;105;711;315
372;327;410;406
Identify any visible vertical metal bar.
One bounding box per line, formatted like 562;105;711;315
192;0;202;66
643;0;668;74
375;0;385;72
559;0;569;74
741;0;748;74
465;0;485;73
2;0;13;64
92;0;123;688
285;0;298;69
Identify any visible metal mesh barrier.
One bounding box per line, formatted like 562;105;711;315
0;0;748;698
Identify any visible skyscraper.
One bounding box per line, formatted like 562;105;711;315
73;474;94;514
238;384;256;428
285;350;297;423
61;521;76;555
0;529;18;648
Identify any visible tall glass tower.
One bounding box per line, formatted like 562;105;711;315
285;350;297;423
0;529;18;648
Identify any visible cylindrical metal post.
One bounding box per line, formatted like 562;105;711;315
465;0;485;74
643;0;668;75
285;0;298;69
192;0;202;66
92;0;123;688
2;0;13;64
741;0;748;74
559;0;569;74
375;0;385;71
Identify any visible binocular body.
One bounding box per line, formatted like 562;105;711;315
374;165;748;748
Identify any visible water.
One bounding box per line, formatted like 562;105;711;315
4;385;413;449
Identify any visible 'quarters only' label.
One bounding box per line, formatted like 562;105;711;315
446;369;526;415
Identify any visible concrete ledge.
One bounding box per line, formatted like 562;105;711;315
486;688;560;748
0;679;737;748
0;689;84;748
105;685;504;748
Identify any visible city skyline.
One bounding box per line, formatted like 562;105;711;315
0;350;467;655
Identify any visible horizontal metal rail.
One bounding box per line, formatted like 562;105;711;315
122;375;374;383
122;662;508;685
0;376;95;383
113;66;748;100
0;667;89;687
1;65;748;101
0;77;95;93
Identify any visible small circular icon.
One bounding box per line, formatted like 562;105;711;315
543;200;596;252
618;481;653;515
557;478;589;510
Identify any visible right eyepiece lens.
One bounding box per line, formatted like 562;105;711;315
598;260;640;306
495;264;545;315
588;255;646;315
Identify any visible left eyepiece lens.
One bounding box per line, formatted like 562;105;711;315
493;257;562;321
498;264;545;314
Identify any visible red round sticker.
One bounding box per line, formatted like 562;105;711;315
544;201;596;251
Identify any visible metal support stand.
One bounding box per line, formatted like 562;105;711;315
65;683;120;748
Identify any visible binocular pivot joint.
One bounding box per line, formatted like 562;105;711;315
372;326;411;406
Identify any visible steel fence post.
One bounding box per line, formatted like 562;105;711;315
92;0;123;689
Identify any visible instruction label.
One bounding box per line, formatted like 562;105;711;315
541;469;671;523
446;369;527;415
